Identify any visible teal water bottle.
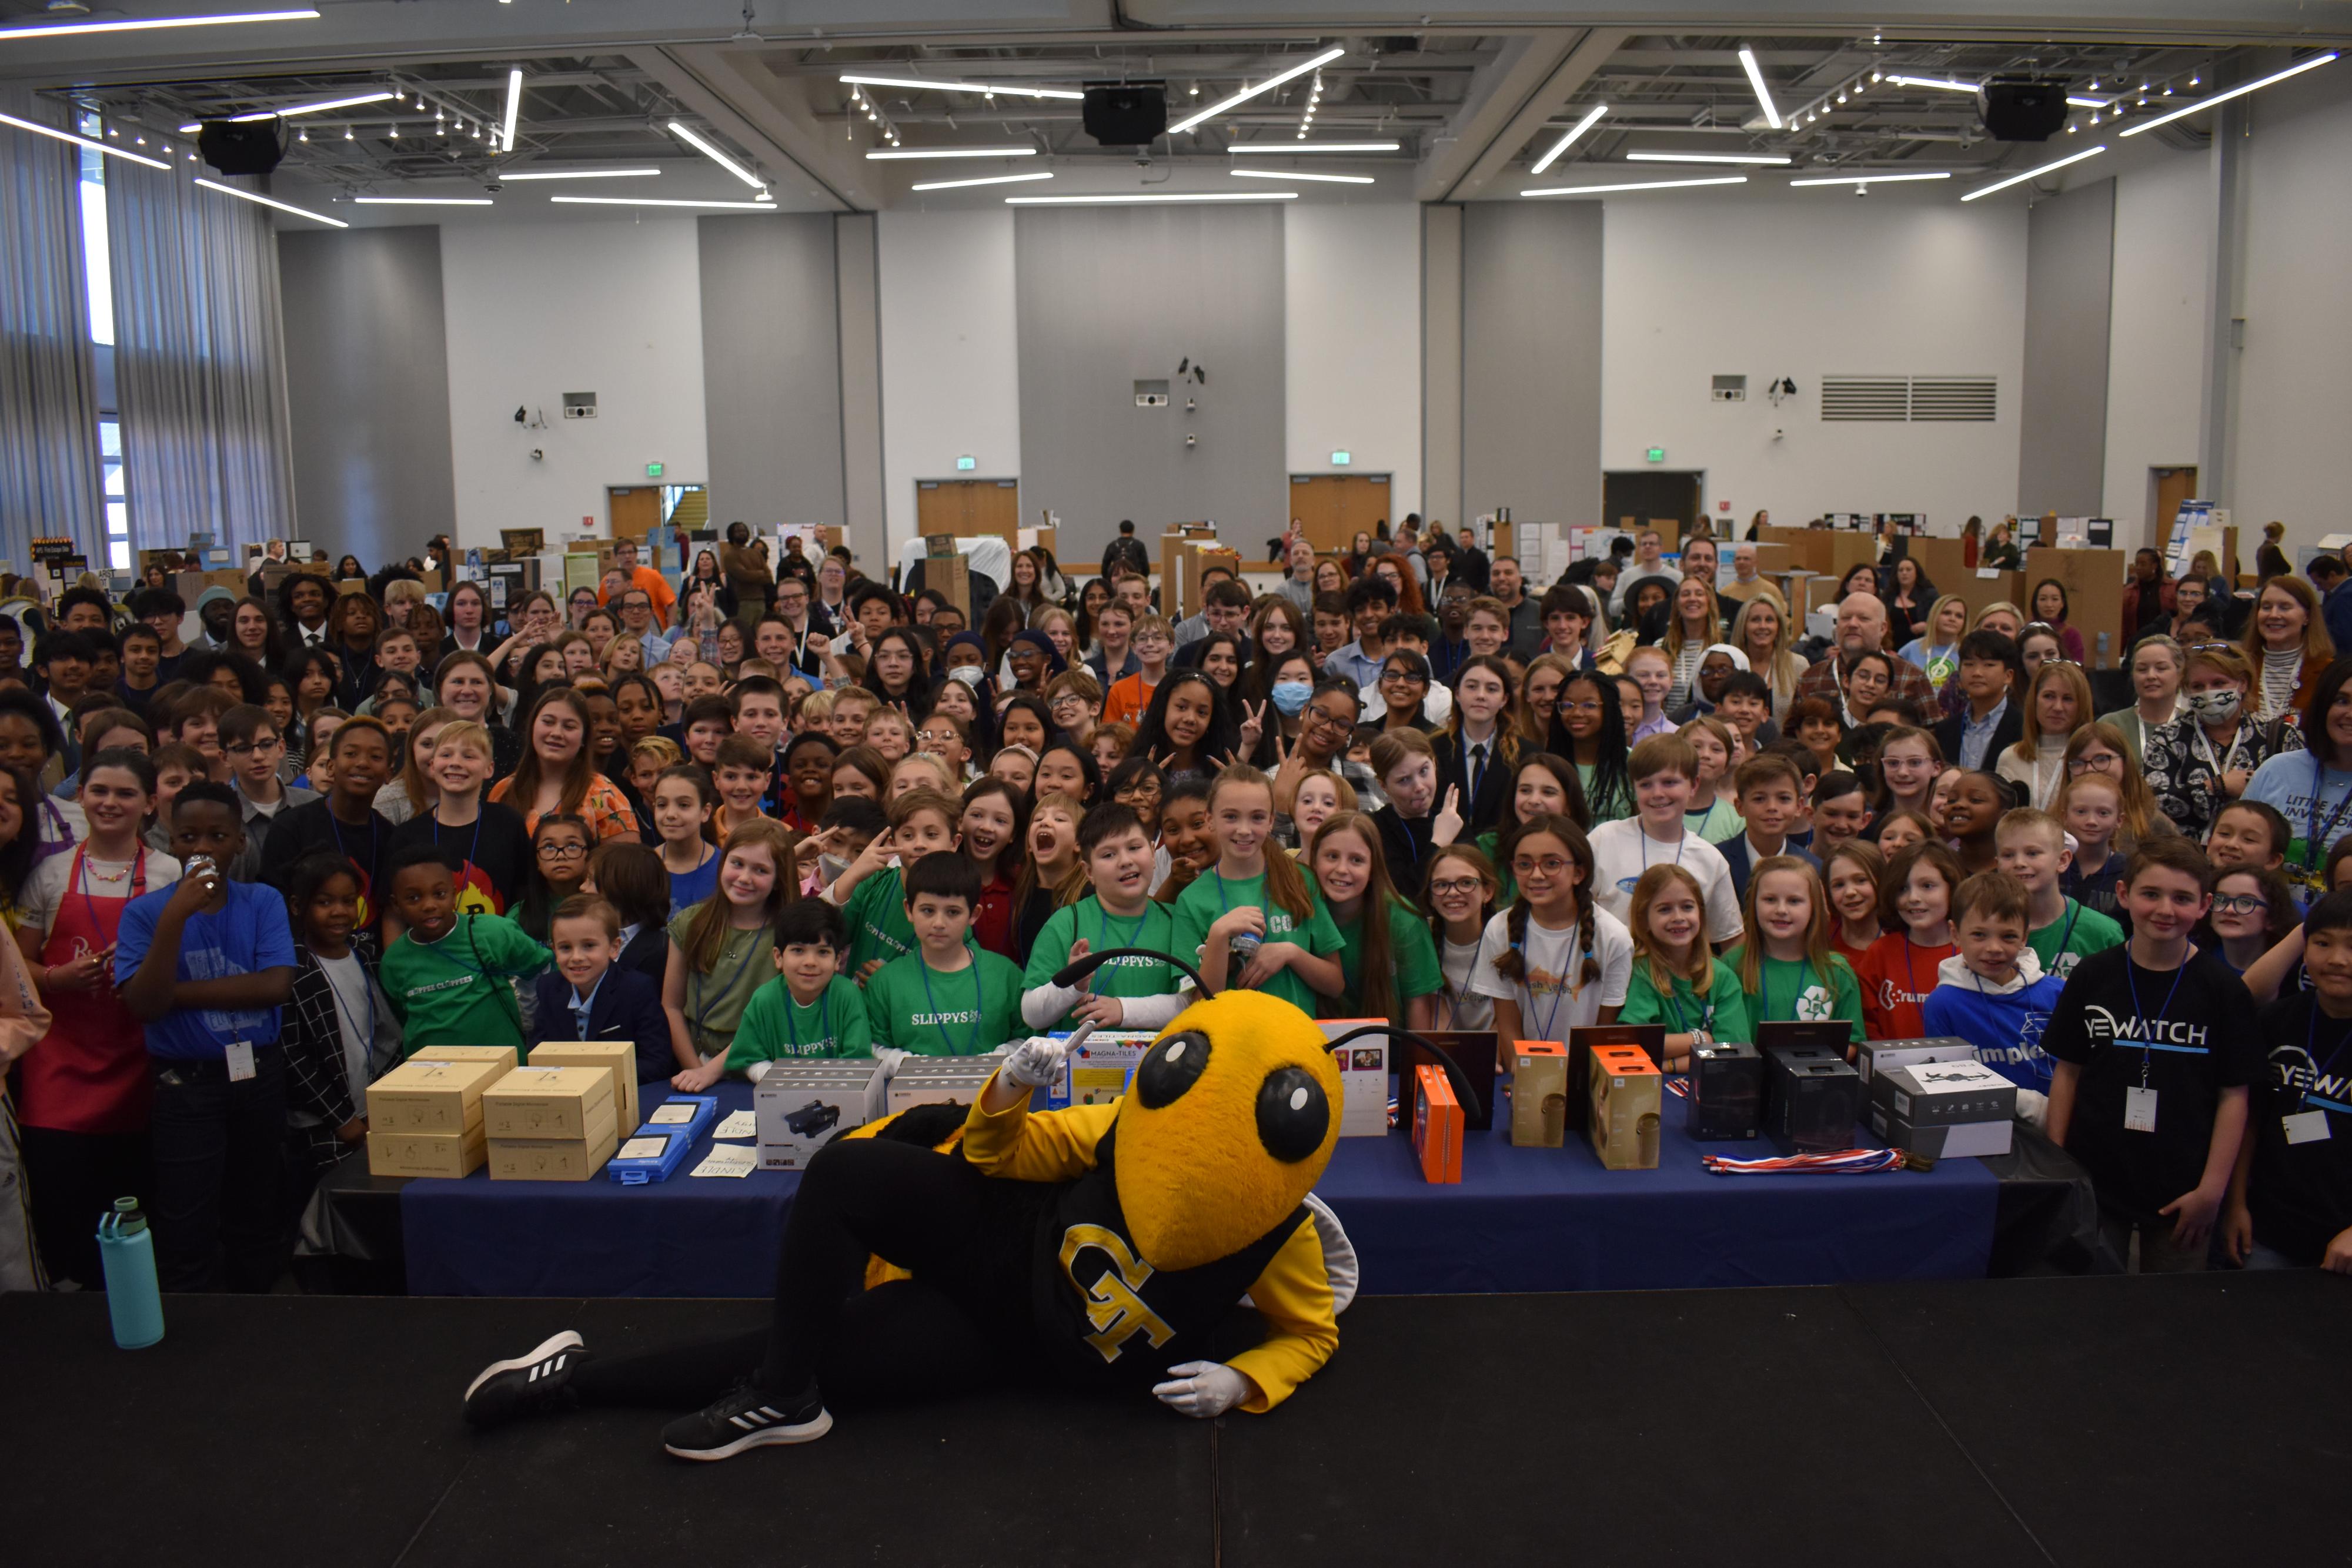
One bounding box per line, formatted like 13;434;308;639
96;1197;165;1349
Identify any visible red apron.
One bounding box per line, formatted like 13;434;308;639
18;845;151;1136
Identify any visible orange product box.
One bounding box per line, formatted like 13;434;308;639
1587;1043;1663;1171
1412;1064;1463;1184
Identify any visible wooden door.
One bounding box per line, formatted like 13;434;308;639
1288;474;1392;551
916;479;1019;543
2150;466;2198;553
609;487;660;540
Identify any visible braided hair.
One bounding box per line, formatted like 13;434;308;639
1549;672;1631;821
1491;813;1601;994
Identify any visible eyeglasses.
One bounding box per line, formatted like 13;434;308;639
537;842;588;860
2066;754;2120;775
1380;668;1426;684
1116;780;1162;799
1512;856;1572;878
223;737;283;757
2211;894;2269;916
1305;708;1353;730
1428;876;1485;897
1562;698;1603;714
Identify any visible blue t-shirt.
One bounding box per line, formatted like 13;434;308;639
669;850;720;917
113;880;298;1061
1920;972;2068;1091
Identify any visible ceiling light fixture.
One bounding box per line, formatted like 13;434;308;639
1168;46;1345;135
1005;190;1300;205
551;195;780;210
353;196;493;206
1885;75;1979;93
1736;46;1782;129
499;67;522;151
838;73;1083;101
2119;52;2337;138
1531;102;1609;175
864;145;1037;160
1626;150;1792;165
0;8;318;41
1959;143;2106;200
1788;170;1953;187
1230;167;1374;184
2066;95;2111;108
909;170;1054;191
0;111;172;169
667;119;765;190
1522;175;1748;197
497;166;664;180
1231;140;1401;155
196;176;346;226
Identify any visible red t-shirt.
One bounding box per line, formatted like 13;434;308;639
1853;932;1957;1041
969;868;1017;962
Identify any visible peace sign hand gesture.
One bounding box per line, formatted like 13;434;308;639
1239;698;1266;756
1432;785;1464;847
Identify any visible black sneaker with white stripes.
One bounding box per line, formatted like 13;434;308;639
660;1380;831;1462
463;1330;589;1429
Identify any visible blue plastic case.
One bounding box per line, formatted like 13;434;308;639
607;1128;693;1185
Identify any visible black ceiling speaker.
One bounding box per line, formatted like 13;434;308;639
1976;76;2070;142
197;119;286;176
1083;82;1167;146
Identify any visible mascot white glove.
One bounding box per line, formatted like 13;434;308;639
1152;1362;1251;1419
997;1029;1081;1092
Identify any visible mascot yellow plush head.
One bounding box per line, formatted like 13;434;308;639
1111;990;1342;1273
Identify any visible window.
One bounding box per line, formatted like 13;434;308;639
77;120;112;347
101;418;128;570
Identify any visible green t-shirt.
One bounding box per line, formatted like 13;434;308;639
1724;946;1865;1044
381;912;550;1057
2028;897;2125;981
666;907;776;1059
1686;796;1747;845
1475;829;1518;908
1577;763;1633;825
1618;957;1755;1043
1023;897;1181;1028
1170;866;1347;1016
1325;897;1444;1022
842;865;918;976
866;947;1028;1055
727;974;874;1065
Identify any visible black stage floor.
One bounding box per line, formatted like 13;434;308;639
5;1273;2341;1568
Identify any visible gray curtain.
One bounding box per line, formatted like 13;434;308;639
0;88;105;571
105;157;296;554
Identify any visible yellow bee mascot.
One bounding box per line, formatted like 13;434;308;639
460;950;1479;1462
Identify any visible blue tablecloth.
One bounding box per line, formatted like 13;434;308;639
1314;1099;1997;1295
400;1081;1997;1298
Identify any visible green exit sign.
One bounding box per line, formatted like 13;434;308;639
1645;447;1666;464
956;454;976;471
1331;450;1352;466
645;462;664;479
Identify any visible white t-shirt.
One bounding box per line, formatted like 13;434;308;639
1467;905;1633;1037
17;845;183;939
1437;934;1496;1031
1586;817;1743;945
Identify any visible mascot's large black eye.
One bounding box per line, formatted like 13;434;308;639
1255;1067;1329;1164
1135;1031;1211;1109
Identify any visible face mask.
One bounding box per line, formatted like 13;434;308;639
1271;680;1312;716
818;853;851;887
2187;688;2241;724
948;664;984;689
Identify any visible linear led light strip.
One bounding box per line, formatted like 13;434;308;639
500;68;522;153
1959;143;2104;201
551;195;776;210
1788;170;1952;187
1230;141;1399;154
1626;151;1790;165
840;73;1083;102
496;167;662;180
1531;103;1608;175
1168;46;1344;136
1231;167;1371;185
2119;52;2337;138
353;196;492;206
910;170;1053;191
867;145;1037;160
1522;175;1747;198
1885;75;1977;93
178;89;396;132
1737;46;1782;130
0;7;317;40
0;110;172;169
1007;190;1298;205
195;176;345;226
667;119;764;192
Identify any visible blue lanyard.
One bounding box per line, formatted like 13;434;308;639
2122;955;2192;1082
1758;958;1819;1022
2050;900;2081;964
917;954;985;1054
783;982;834;1054
1094;898;1148;953
2302;1006;2352;1113
433;811;483;885
1515;922;1578;1039
321;952;378;1062
1640;827;1688;877
2306;755;2352;872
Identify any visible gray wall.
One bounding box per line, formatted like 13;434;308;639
277;225;455;566
834;213;885;543
698;212;844;529
1422;204;1465;532
1460;200;1603;530
1015;205;1285;558
2018;177;2115;517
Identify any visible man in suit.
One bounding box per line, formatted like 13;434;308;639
1454;526;1491;594
1930;630;2026;772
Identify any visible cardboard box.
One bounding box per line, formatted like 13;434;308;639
1509;1041;1569;1148
527;1040;639;1135
412;1044;519;1074
487;1116;620;1182
757;1060;890;1170
1868;1059;2017;1159
886;1064;1000;1114
366;1058;509;1135
1686;1039;1763;1141
1316;1019;1394;1138
1763;1046;1865;1153
481;1065;616;1141
1565;1025;1666;1133
1048;1029;1154;1109
366;1124;487;1179
1586;1044;1662;1170
1854;1036;1976;1090
1412;1064;1462;1184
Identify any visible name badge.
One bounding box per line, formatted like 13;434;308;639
2123;1085;2158;1134
2282;1109;2332;1145
224;1040;256;1082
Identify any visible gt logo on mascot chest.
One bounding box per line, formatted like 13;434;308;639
1058;1224;1175;1363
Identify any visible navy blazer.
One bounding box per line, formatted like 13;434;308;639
528;964;674;1086
1434;729;1514;841
1716;834;1821;905
1932;701;2024;775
